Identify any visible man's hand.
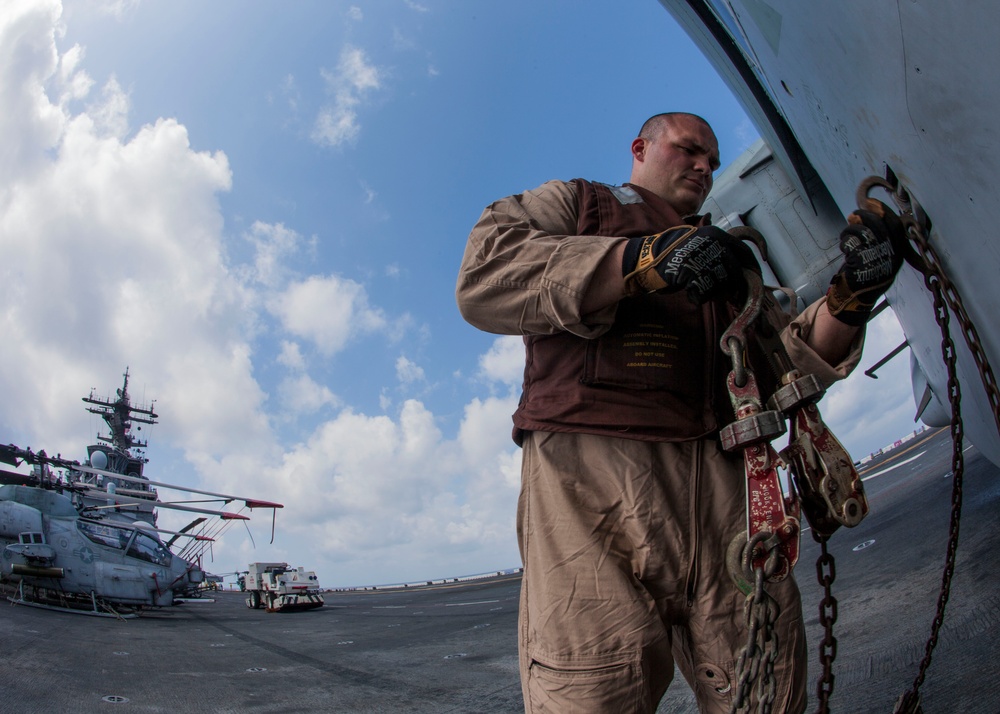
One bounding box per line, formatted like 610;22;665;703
622;225;761;304
826;201;905;325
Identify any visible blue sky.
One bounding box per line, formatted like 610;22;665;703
0;0;916;587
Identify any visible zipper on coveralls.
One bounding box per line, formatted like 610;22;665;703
685;439;702;607
685;301;716;608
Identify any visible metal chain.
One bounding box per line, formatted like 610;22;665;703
854;174;1000;712
728;175;995;714
766;173;1000;714
891;219;966;714
814;534;837;714
731;559;779;714
722;269;785;714
908;225;1000;428
859;175;1000;437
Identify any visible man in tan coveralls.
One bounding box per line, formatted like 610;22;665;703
456;113;902;713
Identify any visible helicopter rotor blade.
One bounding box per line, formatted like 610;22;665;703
177;514;243;562
167;517;207;549
2;446;282;510
78;488;250;520
132;522;215;541
72;463;283;509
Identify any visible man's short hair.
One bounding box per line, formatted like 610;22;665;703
638;112;713;141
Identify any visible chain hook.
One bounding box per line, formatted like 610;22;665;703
728;336;748;388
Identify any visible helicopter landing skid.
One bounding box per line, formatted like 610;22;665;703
7;582;139;619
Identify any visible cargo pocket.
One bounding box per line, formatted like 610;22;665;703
526;652;646;713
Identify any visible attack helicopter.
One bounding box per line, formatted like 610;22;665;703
0;370;282;617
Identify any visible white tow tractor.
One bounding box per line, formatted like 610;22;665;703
244;562;324;612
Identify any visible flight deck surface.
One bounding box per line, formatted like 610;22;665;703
2;427;997;713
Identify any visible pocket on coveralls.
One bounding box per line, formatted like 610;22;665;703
527;654;645;713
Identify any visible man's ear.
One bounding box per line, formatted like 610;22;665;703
631;137;646;162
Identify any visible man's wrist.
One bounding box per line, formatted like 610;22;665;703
825;273;878;326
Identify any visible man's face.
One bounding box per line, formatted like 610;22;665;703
629;116;720;216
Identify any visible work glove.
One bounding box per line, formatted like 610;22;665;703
826;201;906;326
622;225;761;304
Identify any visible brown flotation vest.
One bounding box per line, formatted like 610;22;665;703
512;179;730;443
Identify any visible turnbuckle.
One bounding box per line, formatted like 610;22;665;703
734;438;801;584
772;373;869;537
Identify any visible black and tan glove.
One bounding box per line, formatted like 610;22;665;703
826;201;905;325
622;225;761;304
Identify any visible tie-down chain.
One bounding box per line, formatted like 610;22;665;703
856;172;999;714
724;169;994;712
721;263;870;714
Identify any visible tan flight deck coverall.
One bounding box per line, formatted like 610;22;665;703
456;179;863;714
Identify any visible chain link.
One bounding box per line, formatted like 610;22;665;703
919;234;1000;431
855;174;1000;712
723;270;786;714
814;534;838;714
891;220;966;714
859;175;1000;436
731;563;779;714
732;173;996;714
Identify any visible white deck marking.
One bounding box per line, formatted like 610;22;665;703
445;599;500;607
861;451;925;481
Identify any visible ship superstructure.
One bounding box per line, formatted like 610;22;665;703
66;368;160;526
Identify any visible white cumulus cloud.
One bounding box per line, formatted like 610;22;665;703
312;45;383;148
0;0;530;587
396;355;426;384
478;335;525;387
270;274;387;356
